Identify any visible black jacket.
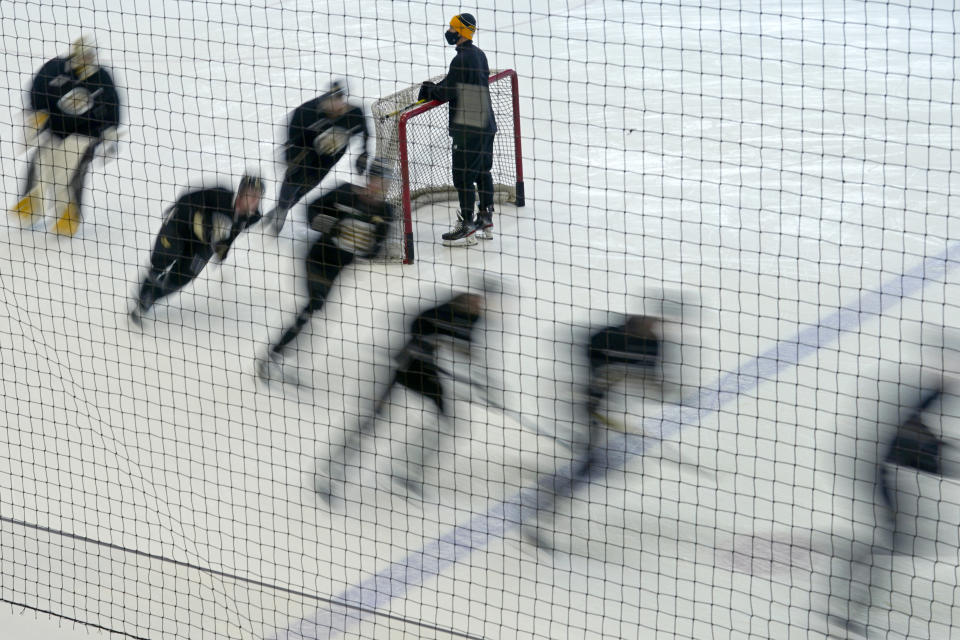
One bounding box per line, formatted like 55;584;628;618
307;183;393;259
422;42;497;135
31;56;120;139
286;98;370;164
160;187;261;261
403;300;482;363
589;324;660;375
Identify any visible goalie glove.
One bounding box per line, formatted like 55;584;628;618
417;81;436;102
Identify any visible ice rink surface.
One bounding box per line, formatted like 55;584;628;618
2;0;960;638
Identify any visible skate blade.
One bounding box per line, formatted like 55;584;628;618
391;474;424;500
53;202;81;236
256;358;304;387
442;234;479;247
477;228;494;240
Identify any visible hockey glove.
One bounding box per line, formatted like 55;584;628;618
313;127;349;157
214;242;230;263
310;213;337;234
417;81;436;102
355;152;369;175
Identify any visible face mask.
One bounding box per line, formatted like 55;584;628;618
445;30;459;45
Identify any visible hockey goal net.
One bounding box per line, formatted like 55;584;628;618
372;69;525;263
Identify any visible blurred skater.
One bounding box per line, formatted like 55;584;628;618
317;291;485;500
524;314;661;551
256;158;394;381
263;79;372;234
11;35;121;235
130;174;265;323
831;383;955;637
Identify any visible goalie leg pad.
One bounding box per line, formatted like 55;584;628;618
53;200;82;236
50;135;95;198
18;140;59;221
11;185;42;221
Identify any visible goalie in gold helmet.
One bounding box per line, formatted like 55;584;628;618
11;34;122;236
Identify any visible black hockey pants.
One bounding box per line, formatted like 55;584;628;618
275;150;337;213
451;130;495;213
271;238;354;355
138;231;210;311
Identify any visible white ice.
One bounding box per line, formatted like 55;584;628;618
2;0;960;638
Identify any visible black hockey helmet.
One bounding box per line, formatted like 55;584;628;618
238;173;266;197
327;79;347;99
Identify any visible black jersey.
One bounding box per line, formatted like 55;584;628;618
160;187;261;259
422;41;497;135
879;390;948;510
885;389;945;469
286;98;370;164
588;323;660;375
31;56;120;139
403;300;483;363
306;183;393;259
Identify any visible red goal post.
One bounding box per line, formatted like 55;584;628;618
372;69;525;264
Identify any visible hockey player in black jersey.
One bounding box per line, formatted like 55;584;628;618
419;13;498;246
263;80;373;234
11;35;121;236
834;384;955;637
525;314;661;551
257;158;394;379
130;175;265;324
317;291;485;500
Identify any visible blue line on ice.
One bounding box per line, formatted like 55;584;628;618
274;244;959;639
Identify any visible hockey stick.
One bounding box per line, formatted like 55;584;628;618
378;99;428;122
594;412;719;482
436;364;570;444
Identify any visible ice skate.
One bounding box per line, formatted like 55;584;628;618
314;474;340;505
391;472;424;498
521;524;555;557
475;205;494;240
441;210;478;247
256;351;283;383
